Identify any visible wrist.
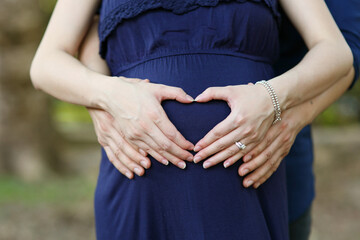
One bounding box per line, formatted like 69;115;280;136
255;80;282;124
89;74;125;111
287;102;314;129
267;73;298;112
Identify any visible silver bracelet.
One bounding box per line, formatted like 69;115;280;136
255;80;281;124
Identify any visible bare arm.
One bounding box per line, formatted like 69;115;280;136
30;0;109;108
270;0;353;110
30;0;195;170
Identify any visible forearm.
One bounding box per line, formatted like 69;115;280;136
29;0;114;110
31;50;113;109
288;66;355;126
272;0;354;111
270;40;353;111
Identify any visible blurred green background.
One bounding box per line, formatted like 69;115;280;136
0;0;359;240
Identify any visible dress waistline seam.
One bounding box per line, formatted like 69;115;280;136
112;49;274;75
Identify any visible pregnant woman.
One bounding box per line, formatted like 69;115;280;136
30;0;352;239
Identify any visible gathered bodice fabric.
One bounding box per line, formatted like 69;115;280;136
98;0;280;74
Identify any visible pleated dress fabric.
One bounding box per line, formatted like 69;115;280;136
95;1;289;239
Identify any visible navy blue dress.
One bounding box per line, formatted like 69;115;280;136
95;1;288;239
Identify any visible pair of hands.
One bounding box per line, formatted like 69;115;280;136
89;76;304;188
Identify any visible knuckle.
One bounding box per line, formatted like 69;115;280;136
269;160;276;168
114;148;122;158
115;137;124;146
97;136;106;146
216;142;226;151
250;149;258;157
130;128;143;139
99;122;109;133
283;133;292;143
160;141;171;151
143;145;151;152
266;137;272;146
166;131;177;141
212;130;222;138
108;157;115;164
155;146;166;154
138;119;150;130
147;110;160;121
175;87;186;94
265;151;272;160
228;147;239;156
243;126;254;137
280;121;289;130
206;87;214;93
250;132;259;141
234;115;245;126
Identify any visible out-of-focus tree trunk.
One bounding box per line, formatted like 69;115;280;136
0;0;64;181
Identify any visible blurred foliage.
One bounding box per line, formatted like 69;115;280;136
0;175;95;206
37;0;57;14
52;99;92;123
314;79;360;125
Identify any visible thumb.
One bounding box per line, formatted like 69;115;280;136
157;85;194;103
194;87;229;102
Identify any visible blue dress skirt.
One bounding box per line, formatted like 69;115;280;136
95;1;288;239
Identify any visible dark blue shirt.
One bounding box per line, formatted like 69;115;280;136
276;0;360;222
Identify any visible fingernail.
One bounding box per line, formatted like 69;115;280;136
246;180;254;187
125;172;133;179
194;146;202;152
139;149;147;156
244;155;252;162
162;159;169;165
186;95;194;101
224;161;231;168
140;160;149;169
134;167;142;176
203;161;211;169
187;144;195;151
194;95;202;102
241;168;249;176
254;183;260;189
177;162;186;169
193;156;202;163
187;155;193;161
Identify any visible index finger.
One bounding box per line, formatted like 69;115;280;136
156;108;194;151
194;113;236;152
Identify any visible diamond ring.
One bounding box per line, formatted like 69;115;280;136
235;141;246;150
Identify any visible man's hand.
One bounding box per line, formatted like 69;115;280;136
238;106;308;188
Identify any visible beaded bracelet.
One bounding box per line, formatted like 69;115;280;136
255;80;281;124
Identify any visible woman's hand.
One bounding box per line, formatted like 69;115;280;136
192;83;275;169
100;76;195;170
238;105;308;188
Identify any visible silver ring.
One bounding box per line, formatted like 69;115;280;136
235;141;246;150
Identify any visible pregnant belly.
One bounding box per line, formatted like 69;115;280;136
115;54;274;144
